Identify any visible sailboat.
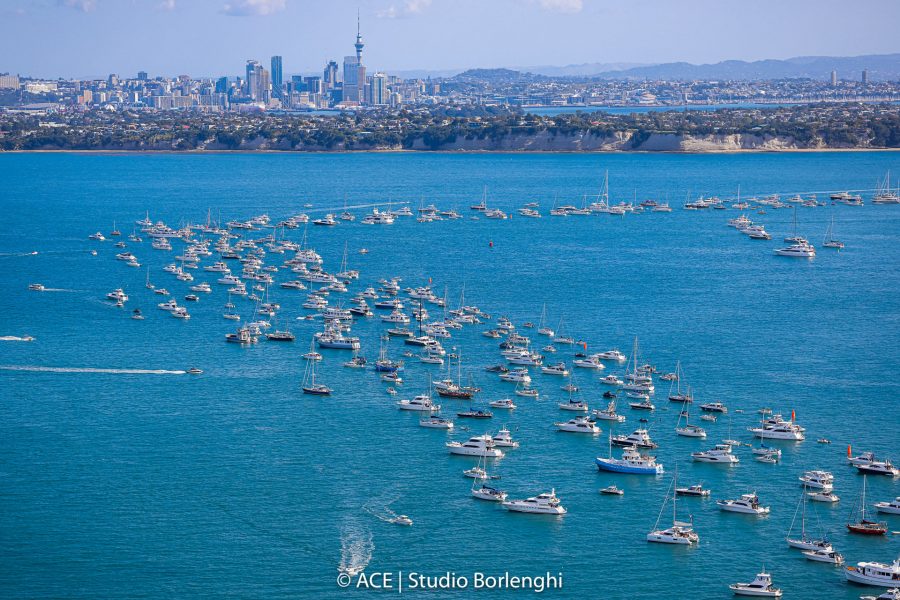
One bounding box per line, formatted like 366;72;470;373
145;266;154;290
470;186;488;211
784;207;807;244
647;471;700;544
301;340;332;396
537;304;554;337
823;215;844;249
675;398;706;438
435;350;473;399
786;485;834;551
552;317;574;345
873;170;900;204
668;361;692;403
847;475;887;535
471;453;508;502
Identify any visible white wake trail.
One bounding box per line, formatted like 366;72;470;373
0;365;187;375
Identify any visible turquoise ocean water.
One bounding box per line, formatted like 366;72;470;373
0;152;899;599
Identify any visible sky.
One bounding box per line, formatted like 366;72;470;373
2;0;899;79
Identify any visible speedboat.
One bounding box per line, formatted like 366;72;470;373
457;410;493;419
700;402;728;413
503;489;566;515
729;572;782;597
808;491;840;503
676;424;707;438
803;549;844;565
558;400;589;412
596;446;664;475
875;497;900;515
628;399;655;411
717;493;770;515
419;416;453;429
600;485;624;496
692;444;739;463
28;283;45;291
600;375;624;386
390;515;412;526
845;558;900;587
555;416;601;434
446;435;503;457
676;484;711;497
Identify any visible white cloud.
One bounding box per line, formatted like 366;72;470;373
222;0;286;16
158;0;176;10
537;0;583;13
60;0;97;11
377;0;432;19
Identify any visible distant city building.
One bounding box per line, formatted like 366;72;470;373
245;60;270;102
323;60;339;89
215;76;229;94
271;55;283;98
137;71;148;81
0;74;19;89
342;17;366;104
862;69;868;84
831;70;838;86
370;72;388;106
305;76;323;95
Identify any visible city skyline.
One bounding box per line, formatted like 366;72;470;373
2;0;899;79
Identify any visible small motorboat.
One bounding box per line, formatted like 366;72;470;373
817;438;831;444
600;485;624;496
489;398;517;409
186;367;203;375
28;283;45;291
457;410;493;419
729;571;782;597
676;484;711;497
808;491;840;503
131;309;144;320
386;387;398;396
859;589;900;600
390;515;413;526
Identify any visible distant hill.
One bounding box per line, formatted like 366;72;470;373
516;62;648;77
593;54;900;81
451;68;543;83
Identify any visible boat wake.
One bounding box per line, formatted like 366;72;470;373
0;251;38;258
0;365;186;375
363;497;404;524
338;522;374;576
0;336;35;342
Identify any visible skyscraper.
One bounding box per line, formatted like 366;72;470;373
370;73;388;106
323;60;339;90
246;60;260;97
271;55;283;98
830;70;837;86
342;15;366;104
862;69;868;84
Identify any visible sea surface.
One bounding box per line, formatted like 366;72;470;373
1;152;899;599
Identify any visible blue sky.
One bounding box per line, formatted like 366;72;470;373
2;0;899;78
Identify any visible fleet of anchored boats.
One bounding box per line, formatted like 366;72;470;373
48;198;900;599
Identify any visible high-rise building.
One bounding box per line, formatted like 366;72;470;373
862;69;869;84
271;55;283;98
246;60;260;97
137;71;148;81
830;70;838;86
370;72;388;106
323;61;339;89
342;16;367;104
305;76;323;95
215;76;228;94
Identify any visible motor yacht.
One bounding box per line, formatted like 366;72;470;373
628;399;655;411
729;572;782;597
875;497;900;515
859;590;900;600
491;428;519;448
856;459;900;477
573;357;605;370
676;484;711;497
592;401;625;422
600;485;624;495
502;490;566;515
774;243;816;258
596;446;664;475
541;363;569;376
803;549;844;565
808;491;840;503
555;416;601;434
458;410;493;419
692;444;739;463
611;429;657;449
489;398;517;409
799;470;834;490
594;349;627;362
446;435;503;457
397;394;440;412
558;400;589;412
845;558;900;587
106;288;129;303
499;369;531;383
677;423;708;438
750;415;805;440
700;402;728;413
717;493;770;515
419;416;454;429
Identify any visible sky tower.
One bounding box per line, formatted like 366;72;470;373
354;11;364;63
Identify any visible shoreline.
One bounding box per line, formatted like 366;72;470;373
3;147;900;156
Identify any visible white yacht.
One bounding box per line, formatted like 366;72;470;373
774;243;816;258
856;459;900;477
502;489;566;515
799;470;834;490
676;484;711;497
157;299;180;311
419;416;454;429
750;415;805;440
803;549;844;565
491;428;520;448
592;401;625;422
106;288;128;303
446;435;504;457
541;363;569;376
700;401;728;413
472;484;508;502
647;476;700;545
555;416;601;434
729;572;783;597
860;590;900;600
717;493;770;515
573;357;605;370
600;375;624;386
558;400;589;412
875;497;900;515
611;429;657;449
489;398;517;410
499;369;531;383
692;443;739;463
397;394;440;412
845;558;900;587
594;349;627;361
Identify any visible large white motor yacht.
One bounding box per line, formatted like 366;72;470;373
502;489;566;514
692;443;739;464
845;558;900;587
446;435;504;457
729;572;783;597
555;416;601;434
397;394;440;412
717;493;770;515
